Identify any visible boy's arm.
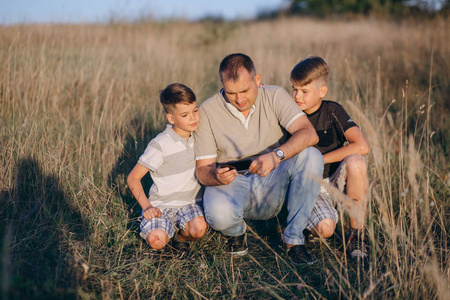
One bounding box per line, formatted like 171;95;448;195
322;127;369;164
126;163;161;219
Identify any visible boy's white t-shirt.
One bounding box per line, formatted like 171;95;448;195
138;125;201;209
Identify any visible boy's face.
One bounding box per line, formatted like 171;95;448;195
166;102;200;139
291;80;327;114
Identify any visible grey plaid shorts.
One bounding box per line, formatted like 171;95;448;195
305;159;348;230
139;203;204;240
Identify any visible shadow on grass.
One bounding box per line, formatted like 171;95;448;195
1;157;88;300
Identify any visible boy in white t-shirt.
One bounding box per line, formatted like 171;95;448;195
127;83;207;257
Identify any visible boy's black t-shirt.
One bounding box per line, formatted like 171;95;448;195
306;100;358;178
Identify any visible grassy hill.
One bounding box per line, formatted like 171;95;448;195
1;16;449;299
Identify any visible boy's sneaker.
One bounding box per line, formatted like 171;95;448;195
303;229;320;243
346;230;369;261
148;247;166;255
226;233;248;255
287;245;317;265
172;234;191;259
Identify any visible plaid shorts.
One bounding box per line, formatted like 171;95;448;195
305;159;349;230
139;203;204;240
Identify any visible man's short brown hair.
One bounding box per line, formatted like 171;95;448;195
219;53;256;84
290;56;330;87
159;83;196;114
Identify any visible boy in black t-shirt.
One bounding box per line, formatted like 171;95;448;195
290;56;370;260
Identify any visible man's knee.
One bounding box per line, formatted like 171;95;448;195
314;219;336;239
292;147;324;175
204;199;241;232
303;147;324;173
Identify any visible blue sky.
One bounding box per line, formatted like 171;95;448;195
0;0;287;25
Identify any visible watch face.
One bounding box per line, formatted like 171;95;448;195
275;149;285;160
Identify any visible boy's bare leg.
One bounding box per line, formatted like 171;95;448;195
344;154;368;230
146;229;170;250
312;218;336;239
311;155;367;239
177;216;207;241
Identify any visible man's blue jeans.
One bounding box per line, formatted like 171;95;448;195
203;147;324;245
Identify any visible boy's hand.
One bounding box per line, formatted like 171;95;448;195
143;207;162;220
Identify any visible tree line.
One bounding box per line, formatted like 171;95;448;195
259;0;449;19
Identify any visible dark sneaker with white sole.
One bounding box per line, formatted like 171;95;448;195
226;233;248;255
172;234;191;259
346;230;369;262
287;245;317;265
303;229;320;243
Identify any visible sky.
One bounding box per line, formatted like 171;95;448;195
0;0;287;25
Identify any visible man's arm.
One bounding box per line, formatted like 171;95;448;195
322;127;369;164
196;158;238;186
248;114;319;176
280;114;319;159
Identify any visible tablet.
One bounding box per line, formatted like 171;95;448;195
217;158;253;174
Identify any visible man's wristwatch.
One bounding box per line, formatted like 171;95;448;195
273;148;285;161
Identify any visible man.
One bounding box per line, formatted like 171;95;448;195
194;53;323;265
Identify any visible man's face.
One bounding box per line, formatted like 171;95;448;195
222;69;261;115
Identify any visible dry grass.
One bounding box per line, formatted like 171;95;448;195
1;16;449;299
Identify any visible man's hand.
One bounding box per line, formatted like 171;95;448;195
143;206;161;220
249;152;280;177
197;158;240;186
215;166;237;185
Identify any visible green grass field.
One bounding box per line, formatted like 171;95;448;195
1;16;449;299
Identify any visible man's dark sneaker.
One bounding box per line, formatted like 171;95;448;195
172;234;191;259
346;230;369;261
226;233;248;255
287;245;317;265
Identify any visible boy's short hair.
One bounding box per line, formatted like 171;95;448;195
219;53;256;84
290;56;330;87
159;83;196;114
